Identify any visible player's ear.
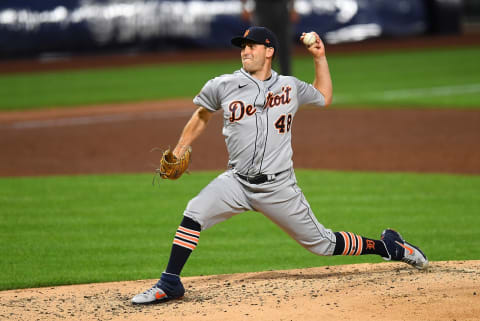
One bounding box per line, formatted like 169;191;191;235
266;47;275;59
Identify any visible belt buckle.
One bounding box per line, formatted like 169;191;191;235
247;175;262;184
237;172;276;184
266;174;276;182
251;174;275;184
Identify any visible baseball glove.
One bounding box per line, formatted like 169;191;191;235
157;147;192;180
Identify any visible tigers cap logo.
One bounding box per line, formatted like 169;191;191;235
243;29;250;37
265;38;271;44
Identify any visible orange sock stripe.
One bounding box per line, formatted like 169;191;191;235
173;239;196;250
175;232;199;244
178;226;200;236
348;232;357;255
340;231;350;256
354;235;363;256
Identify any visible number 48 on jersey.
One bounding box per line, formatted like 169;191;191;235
275;113;293;134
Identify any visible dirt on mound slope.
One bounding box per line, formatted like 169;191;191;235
1;261;479;321
1;101;480;176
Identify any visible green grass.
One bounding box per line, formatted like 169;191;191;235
323;47;480;107
1;46;479;111
0;61;239;111
1;170;479;290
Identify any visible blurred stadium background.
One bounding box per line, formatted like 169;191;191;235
0;0;476;60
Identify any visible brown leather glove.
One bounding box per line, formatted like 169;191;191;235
158;147;192;180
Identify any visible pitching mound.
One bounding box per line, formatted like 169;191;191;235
1;261;479;321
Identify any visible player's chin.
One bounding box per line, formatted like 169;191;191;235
242;61;258;73
242;63;252;72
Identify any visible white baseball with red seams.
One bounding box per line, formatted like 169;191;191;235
303;32;316;46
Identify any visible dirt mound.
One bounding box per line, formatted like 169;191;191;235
1;261;479;321
1;101;480;176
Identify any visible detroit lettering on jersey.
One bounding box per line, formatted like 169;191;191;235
192;69;325;175
228;86;292;123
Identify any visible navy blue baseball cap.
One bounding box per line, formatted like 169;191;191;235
231;26;278;52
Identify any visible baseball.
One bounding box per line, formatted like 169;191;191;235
303;32;316;46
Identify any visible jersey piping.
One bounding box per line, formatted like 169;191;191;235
240;68;280;176
240;69;264;176
258;78;279;174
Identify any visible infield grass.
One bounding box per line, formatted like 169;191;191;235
1;46;479;110
1;170;479;290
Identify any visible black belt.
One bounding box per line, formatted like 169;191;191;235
236;171;285;184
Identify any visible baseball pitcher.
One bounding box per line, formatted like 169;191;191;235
132;26;428;304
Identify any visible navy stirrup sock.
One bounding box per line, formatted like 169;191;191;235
333;231;388;257
165;216;201;275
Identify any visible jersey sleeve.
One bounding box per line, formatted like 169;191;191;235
294;78;326;107
193;77;222;112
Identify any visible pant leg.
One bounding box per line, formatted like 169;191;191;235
246;170;336;256
184;170;253;230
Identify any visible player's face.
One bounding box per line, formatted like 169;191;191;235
240;42;268;73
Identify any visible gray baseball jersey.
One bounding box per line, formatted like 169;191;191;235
193;68;324;176
185;68;337;256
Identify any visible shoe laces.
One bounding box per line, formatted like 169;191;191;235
141;285;160;295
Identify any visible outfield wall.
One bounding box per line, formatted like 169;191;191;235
0;0;462;59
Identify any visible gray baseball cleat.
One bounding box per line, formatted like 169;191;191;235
132;272;185;304
381;229;429;270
